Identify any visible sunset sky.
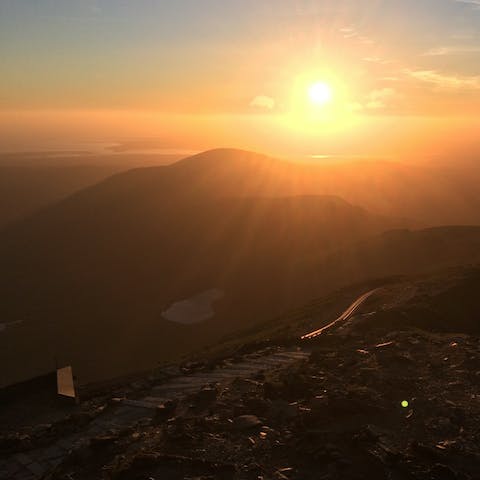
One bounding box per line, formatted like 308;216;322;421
1;0;479;158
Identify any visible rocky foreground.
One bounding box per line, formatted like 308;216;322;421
1;268;480;479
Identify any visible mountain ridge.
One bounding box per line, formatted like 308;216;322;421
1;149;479;388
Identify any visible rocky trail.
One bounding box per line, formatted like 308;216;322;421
2;269;480;479
1;348;310;479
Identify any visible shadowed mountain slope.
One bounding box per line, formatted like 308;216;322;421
0;152;183;229
0;165;125;230
1;149;479;387
2;266;480;480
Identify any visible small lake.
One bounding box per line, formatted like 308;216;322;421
162;289;224;325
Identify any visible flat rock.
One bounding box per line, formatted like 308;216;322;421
232;415;262;431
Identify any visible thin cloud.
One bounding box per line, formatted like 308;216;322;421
455;0;480;7
363;56;391;65
365;88;397;110
405;69;480;89
339;26;375;45
422;46;480;56
350;88;398;112
250;95;275;110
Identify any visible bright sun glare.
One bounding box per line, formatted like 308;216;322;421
308;82;333;106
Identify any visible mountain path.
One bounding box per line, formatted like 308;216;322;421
2;348;310;480
3;288;381;479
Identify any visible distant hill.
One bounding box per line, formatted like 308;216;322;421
3;147;480;229
1;149;480;387
0;166;125;229
118;148;480;226
0;152;183;229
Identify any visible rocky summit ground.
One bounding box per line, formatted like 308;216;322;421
1;267;480;479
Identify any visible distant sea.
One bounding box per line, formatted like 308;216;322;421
0;141;197;158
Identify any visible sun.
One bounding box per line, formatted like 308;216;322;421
308;82;333;106
284;73;356;133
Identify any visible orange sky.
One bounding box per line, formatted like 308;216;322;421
1;1;479;159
